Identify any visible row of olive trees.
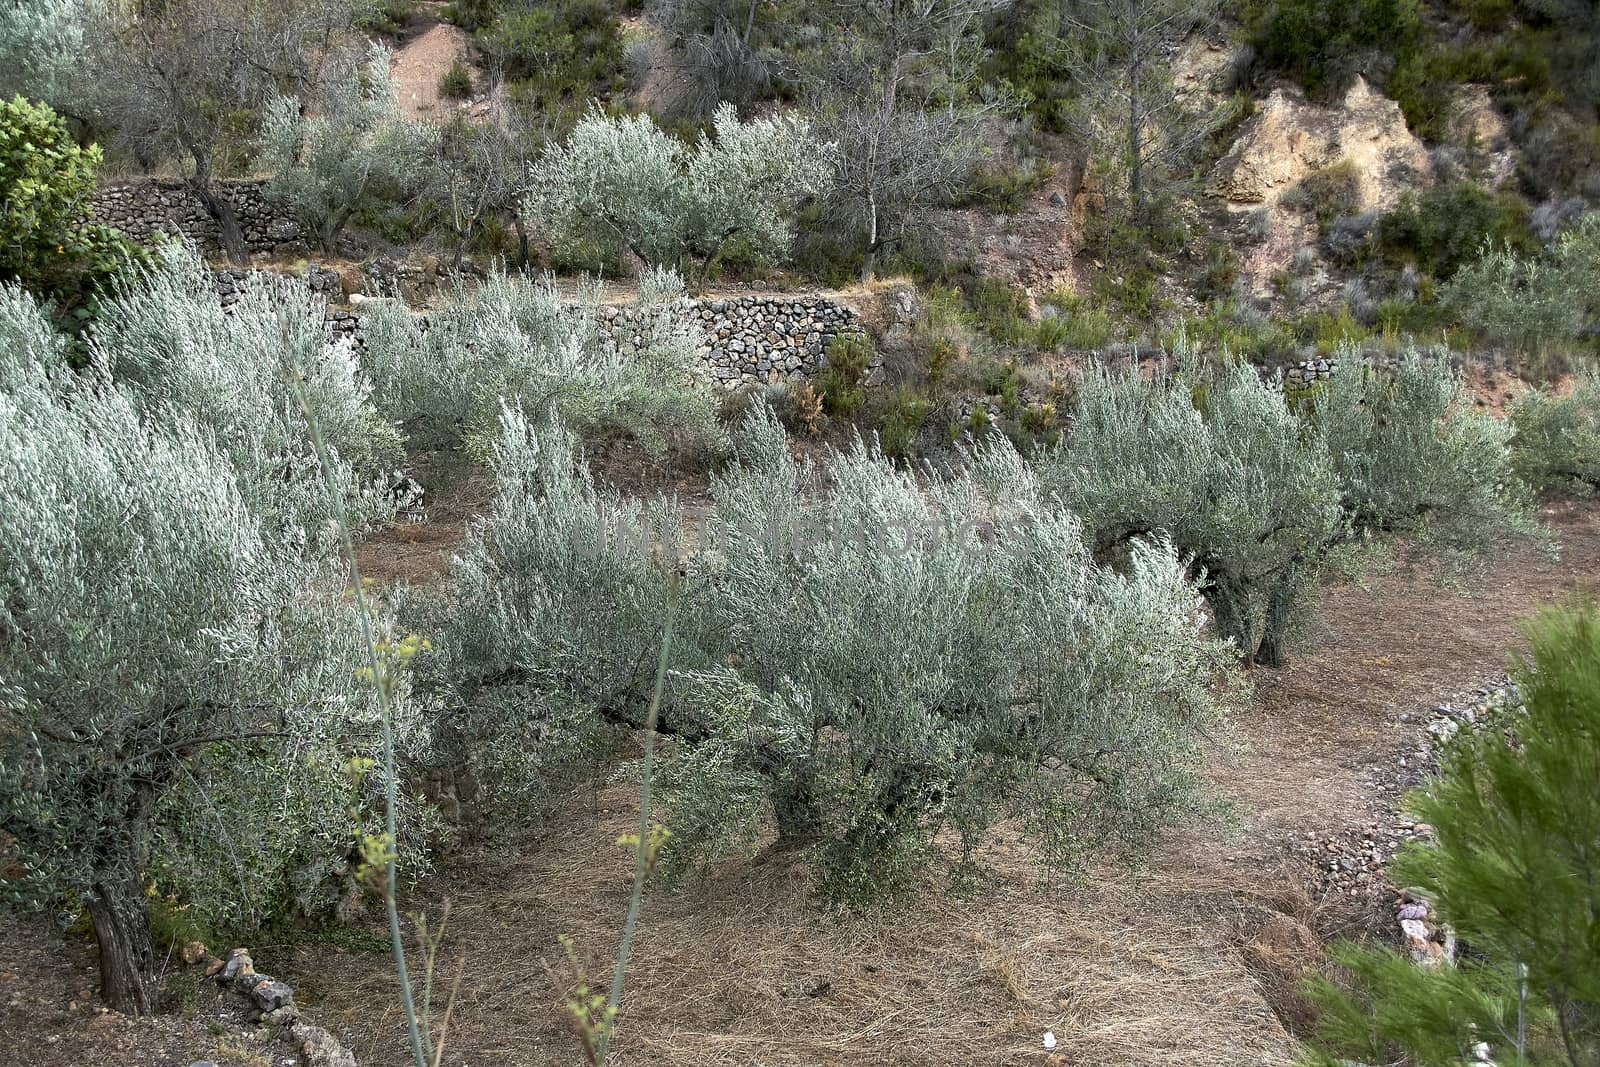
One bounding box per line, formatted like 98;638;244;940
1039;344;1539;665
410;340;1552;912
0;0;837;278
2;239;1586;1016
0;241;736;1015
423;402;1238;905
0;246;427;1012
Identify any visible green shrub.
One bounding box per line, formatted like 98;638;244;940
1367;181;1535;280
1301;601;1600;1067
926;335;957;391
1197;241;1242;302
961;276;1033;345
1095;267;1161;321
480;0;624;111
963;160;1057;214
358;0;415;35
1242;0;1427;101
1037;291;1116;351
874;386;933;459
819;332;872;416
1039;344;1535;665
438;60;474;99
967;402;991;435
441;0;500;31
0;95;144;332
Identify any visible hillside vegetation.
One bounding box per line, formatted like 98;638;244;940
1;1;1599;1065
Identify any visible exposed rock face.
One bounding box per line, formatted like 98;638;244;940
1449;83;1517;188
1213;77;1433;213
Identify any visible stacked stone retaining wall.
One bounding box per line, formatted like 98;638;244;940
93;179;305;255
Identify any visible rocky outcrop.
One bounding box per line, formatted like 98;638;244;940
91;179;306;255
1212;77;1433;213
1448;83;1517;188
1213;77;1434;297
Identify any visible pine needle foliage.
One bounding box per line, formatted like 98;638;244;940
1301;602;1600;1067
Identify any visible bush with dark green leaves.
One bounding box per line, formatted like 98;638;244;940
439;60;474;99
479;0;624;118
0;95;144;330
1301;601;1600;1067
819;332;871;416
1333;181;1537;283
1242;0;1427;101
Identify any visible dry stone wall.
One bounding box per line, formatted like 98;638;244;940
599;294;870;388
92;179;305;255
212;265;342;305
202;265;871;387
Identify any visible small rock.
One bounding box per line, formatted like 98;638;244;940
220;949;254;982
250;980;295;1013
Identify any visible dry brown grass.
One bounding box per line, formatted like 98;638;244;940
279;808;1308;1067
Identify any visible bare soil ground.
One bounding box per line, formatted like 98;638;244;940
8;500;1597;1067
389;3;470;122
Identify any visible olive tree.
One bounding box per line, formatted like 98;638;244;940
1046;357;1344;666
360;267;720;456
433;404;1237;904
1443;212;1600;354
260;44;437;253
88;243;402;545
1508;367;1600;498
94;0;358;262
1039;346;1535;666
525;103;832;282
0;0;106;119
0;283;426;1014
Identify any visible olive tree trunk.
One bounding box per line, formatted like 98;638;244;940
84;876;154;1014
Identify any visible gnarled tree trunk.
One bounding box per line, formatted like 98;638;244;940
84;876;153;1014
185;151;248;265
